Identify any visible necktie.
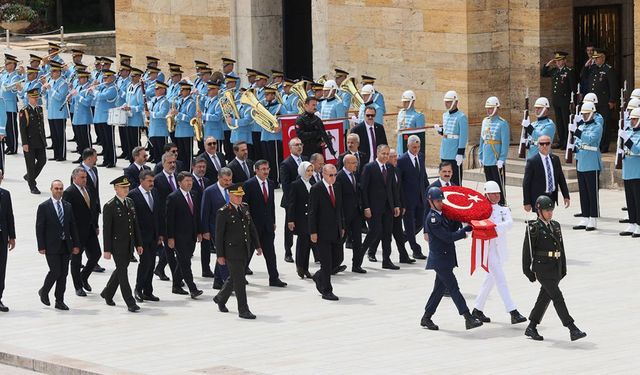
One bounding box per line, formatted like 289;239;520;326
382;165;387;182
355;152;360;166
242;162;250;177
168;175;176;191
146;191;154;211
87;168;96;186
414;157;420;173
186;193;194;215
328;185;336;207
199;178;205;189
295;156;301;166
262;181;268;203
445;182;450;187
224;189;230;203
545;156;554;192
349;172;356;190
369;127;377;158
81;187;90;208
212;155;220;171
56;201;64;225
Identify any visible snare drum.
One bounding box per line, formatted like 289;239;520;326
107;108;128;127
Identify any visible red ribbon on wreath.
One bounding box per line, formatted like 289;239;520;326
469;219;497;275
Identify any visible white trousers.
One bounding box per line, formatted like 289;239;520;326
474;247;516;313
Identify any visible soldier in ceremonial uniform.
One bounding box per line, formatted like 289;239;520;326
202;81;224;142
356;84;384;124
334;69;352;113
617;107;640;237
1;54;23;156
479;96;510;204
435;90;468;186
220;57;237;88
361;75;385;115
144;56;165;83
542;51;576;149
522;195;587;341
212;183;262;319
100;176;143;313
19;89;47;194
521;97;556;159
396;90;425;151
41;61;70;162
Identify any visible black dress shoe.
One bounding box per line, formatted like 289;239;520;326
100;293;116;306
332;265;347;275
30;188;41;194
525;326;544;341
105;164;116;168
190;289;203;299
38;288;50;306
304;271;312;279
143;294;160;302
633;233;640;238
134;290;144;303
420;313;439;330
368;255;377;262
296;267;306;279
245;267;253;275
399;258;416;264
351;266;367;274
75;289;87;297
128;304;140;313
382;261;400;270
239;310;256;319
572;224;586;230
622;206;628;211
464;313;483;330
269;279;287;288
94;264;106;273
322;292;339;301
472;308;491;323
212;281;223;290
620;231;633;236
172;287;189;295
154;269;170;281
202;271;215;278
573;212;582;217
0;301;9;312
55;301;70;310
570;328;587;341
284;255;294;263
48;157;57;161
213;296;229;312
510;309;527;324
620;218;630;223
81;279;92;292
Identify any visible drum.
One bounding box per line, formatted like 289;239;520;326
107;108;128;127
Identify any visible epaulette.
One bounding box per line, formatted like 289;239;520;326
107;197;118;204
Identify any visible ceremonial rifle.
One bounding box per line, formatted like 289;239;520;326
614;81;628;170
517;88;529;159
565;90;576;164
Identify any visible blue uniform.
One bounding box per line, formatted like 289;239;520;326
440;109;469;160
203;95;224;140
41;55;64;76
71;82;94;125
396;107;425;152
478;116;510;166
167;81;181;100
92;83;118;123
125;83;145;127
20;78;43;106
357;101;383;124
174;95;196;138
144;79;156;99
148;95;171;137
44;76;69;120
337;88;352;113
260;100;282;142
115;75;131;107
0;98;6;135
525;116;556;159
622;128;640;180
373;91;386;115
1;70;20;112
229;104;253;144
574;118;603;172
143;70;165;83
319;96;347;131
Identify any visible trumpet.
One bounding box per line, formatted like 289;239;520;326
166;97;177;132
218;89;240;130
190;95;204;142
340;77;364;109
4;78;26;91
240;89;279;133
290;80;308;113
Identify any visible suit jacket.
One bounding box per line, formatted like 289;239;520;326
337;150;368;177
124;163;151;190
202;151;227;181
166;189;202;244
361;161;399;214
191;175;212;204
102;196;142;254
215;203;260;261
128;187;159;245
351;122;388;163
242;176;276;231
153;171;177;237
308;181;344;241
227;158;255;183
0;188;16;241
82;164;100;213
279;155;306;208
397;151;428;208
62;184;98;246
153;159;186;175
36;199;80;254
286;178;311;235
336;169;361;222
201;183;228;236
522;153;569;207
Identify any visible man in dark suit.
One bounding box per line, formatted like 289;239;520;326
153;151;181;282
63;167;101;297
243;160;287;287
337;133;368;177
309;153;324;185
202;167;233;289
123;146;151;190
153;142;186;175
128;170;161;302
227;141;254;183
0;171;16;312
336;154;365;273
309;164;344;300
361;144;401;270
166;172;204;299
350;106;388;164
397;135;429;260
37;180;81;310
80;148;105;273
389;148;415;264
522;135;570;213
191;156;213;277
279;137;306;263
100;176;144;313
202;136;227;181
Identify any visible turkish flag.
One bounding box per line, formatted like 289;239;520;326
280;115;344;165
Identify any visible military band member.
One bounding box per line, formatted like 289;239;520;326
90;57;103;85
222;74;241;160
245;68;257;89
144;65;161;99
435;90;468;186
478;96;510;204
271;69;284;91
361;75;385;115
1;54;23;156
122;67;145;162
65;49;85;82
357;84;384;124
522;195;587;341
396;90;425;150
40;61;69;161
70;71;94;162
311;82;324;101
261;86;283;182
167;68;183;100
220;57;237;88
100;57;114;76
100;176;144;312
542;51;576;149
90;69;118;167
617;107;640;237
144;56;165;83
334;69;352;113
569;101;602;231
41;42;64;76
19;89;47;194
115;64;132;159
0;170;16;312
147;80;170;163
281;78;297;114
202;81;223;141
213;183;262;319
521;97;556;159
19;66;43;107
170;82;196;169
193;61;210;92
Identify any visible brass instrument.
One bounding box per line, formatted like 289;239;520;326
290;80;308;113
240;89;279;133
4;78;26;91
218;89;240;130
340;77;365;109
190;95;204;142
275;90;284;106
317;74;327;85
166;97;177;132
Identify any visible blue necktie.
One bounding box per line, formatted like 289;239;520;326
545;156;554;192
56;201;64;225
224;189;230;203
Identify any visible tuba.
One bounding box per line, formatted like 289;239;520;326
240;89;279;133
166;97;177;133
340;77;365;109
190;95;204;142
290;80;308;114
218;89;240;130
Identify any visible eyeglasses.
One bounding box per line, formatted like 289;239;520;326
365;114;375;118
207;142;217;146
539;142;551;146
326;173;337;177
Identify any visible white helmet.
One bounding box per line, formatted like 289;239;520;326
630;107;640;119
360;84;375;96
580;101;596;114
485;96;500;108
443;90;458;102
627;98;640;110
323;79;338;90
401;90;416;102
483;180;501;194
534;97;550;108
630;88;640;99
583;92;599;104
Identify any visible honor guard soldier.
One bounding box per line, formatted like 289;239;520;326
396;90;425;151
90;69;118;168
146;80;170;163
100;176;144;313
318;80;347;134
521;97;556;159
435;90;468;186
170;82;196;169
2;53;22;156
122;67;145;162
581;48;618;152
19;88;47;194
542;51;576;149
522;195;587;342
420;186;482;331
144;56;165;82
617;107;640;237
569;101;602;231
357;84;384;124
213;183;262;319
361;75;385;115
41;61;69;162
478;96;510;203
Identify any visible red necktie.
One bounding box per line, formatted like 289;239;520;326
329;185;335;207
262;181;268;203
186;193;194;215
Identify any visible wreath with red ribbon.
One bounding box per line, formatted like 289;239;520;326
440;186;492;222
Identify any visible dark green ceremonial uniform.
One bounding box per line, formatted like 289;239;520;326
18;104;47;189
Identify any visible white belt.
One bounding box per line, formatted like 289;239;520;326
444;134;459;139
625;150;640;156
580;145;598;152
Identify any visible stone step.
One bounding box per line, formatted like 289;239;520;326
464;167;580;192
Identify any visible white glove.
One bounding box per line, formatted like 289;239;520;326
497;160;504;169
434;124;442;134
478;160;483;167
455;154;463;166
349;115;358;127
521;118;530;128
574;113;583;124
566;143;575;151
568;121;577;133
618;129;631;141
624;111;630;121
617;148;625;155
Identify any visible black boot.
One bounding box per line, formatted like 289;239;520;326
420;312;439;330
525;323;543;341
568;323;587;341
463;311;483;330
472;308;491;323
510;309;527;324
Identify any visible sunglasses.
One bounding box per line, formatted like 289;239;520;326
207;142;217;146
326;173;337;177
539;142;551;146
365;114;375;118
